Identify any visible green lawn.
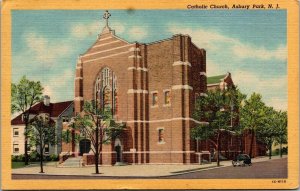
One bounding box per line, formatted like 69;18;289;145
12;161;57;169
12;162;26;169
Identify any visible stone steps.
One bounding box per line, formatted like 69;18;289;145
60;157;82;167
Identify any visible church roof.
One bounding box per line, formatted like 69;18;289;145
207;74;228;84
11;101;73;125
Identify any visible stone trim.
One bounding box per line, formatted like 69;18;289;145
172;85;193;90
200;93;208;97
128;55;142;59
127;89;149;94
129;47;140;52
173;61;191;67
98;36;113;41
200;72;207;76
126;118;209;125
75;77;83;80
74;97;84;101
207;83;219;86
127;67;148;72
93;40;120;49
76;66;82;69
82;44;133;57
84;51;130;63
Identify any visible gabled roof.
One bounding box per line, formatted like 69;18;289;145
207;74;227;84
11;101;73;125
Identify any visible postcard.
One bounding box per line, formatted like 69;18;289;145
1;0;299;189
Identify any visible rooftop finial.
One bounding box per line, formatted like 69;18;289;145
100;10;113;35
103;10;111;27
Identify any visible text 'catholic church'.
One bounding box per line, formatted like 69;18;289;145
70;11;264;165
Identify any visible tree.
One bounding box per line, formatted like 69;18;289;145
225;86;247;154
193;88;231;166
11;76;44;165
28;114;56;173
256;107;278;159
61;129;72;152
274;111;287;158
62;127;81;153
240;93;266;158
70;101;125;174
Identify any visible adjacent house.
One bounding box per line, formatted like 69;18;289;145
11;96;74;156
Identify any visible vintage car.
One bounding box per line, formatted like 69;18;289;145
232;154;252;167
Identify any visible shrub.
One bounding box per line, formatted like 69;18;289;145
11;155;18;162
29;151;40;162
45;155;52;161
50;154;59;161
11;155;25;162
282;147;288;155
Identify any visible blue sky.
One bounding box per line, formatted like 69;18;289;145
12;10;287;111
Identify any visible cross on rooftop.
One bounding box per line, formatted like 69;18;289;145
103;10;111;27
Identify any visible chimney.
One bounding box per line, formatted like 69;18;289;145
43;95;50;106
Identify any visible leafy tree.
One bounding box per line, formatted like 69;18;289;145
11;76;44;165
225;86;247;154
240;93;266;158
61;129;72;152
256;107;278;159
192;88;231;166
274;111;287;158
70;101;125;174
28;114;56;173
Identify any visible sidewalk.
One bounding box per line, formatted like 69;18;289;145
12;155;287;177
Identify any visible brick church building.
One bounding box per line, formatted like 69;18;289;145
68;11;266;165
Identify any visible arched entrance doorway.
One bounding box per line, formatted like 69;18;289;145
79;139;91;155
114;138;122;163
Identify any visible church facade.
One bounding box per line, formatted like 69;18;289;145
73;11;207;165
70;11;266;165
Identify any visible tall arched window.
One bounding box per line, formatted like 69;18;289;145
94;67;117;116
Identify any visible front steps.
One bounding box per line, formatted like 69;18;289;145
59;157;82;167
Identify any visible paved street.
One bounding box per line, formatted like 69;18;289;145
12;157;287;179
165;157;287;179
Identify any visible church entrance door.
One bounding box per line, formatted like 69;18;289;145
79;139;91;155
115;145;121;162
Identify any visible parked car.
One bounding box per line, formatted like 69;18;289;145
232;154;252;167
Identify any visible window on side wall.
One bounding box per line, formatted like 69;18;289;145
13;144;19;153
152;92;158;106
164;91;171;105
45;144;49;154
158;129;165;143
62;116;69;123
13;128;19;137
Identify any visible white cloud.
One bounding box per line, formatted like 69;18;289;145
232;43;287;61
42;69;74;102
206;60;225;76
128;27;148;40
168;26;234;51
168;25;287;61
23;32;72;66
232;70;287;110
71;21;100;39
111;22;125;34
267;97;287;111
